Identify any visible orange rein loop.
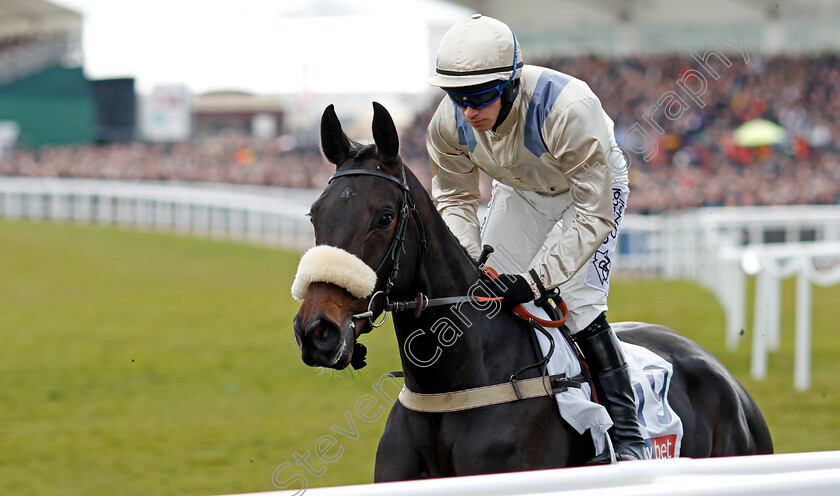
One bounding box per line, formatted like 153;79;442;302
479;266;569;328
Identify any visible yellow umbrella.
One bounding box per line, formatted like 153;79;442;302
733;119;787;147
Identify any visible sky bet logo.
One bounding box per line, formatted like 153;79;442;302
646;435;678;459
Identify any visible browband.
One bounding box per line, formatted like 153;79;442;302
329;169;408;192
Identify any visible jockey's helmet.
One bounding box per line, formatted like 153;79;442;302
427;14;524;89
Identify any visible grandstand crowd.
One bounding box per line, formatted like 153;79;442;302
2;52;839;214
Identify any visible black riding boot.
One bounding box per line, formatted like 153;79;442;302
574;313;649;463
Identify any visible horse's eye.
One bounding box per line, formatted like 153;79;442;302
306;212;314;224
378;212;394;228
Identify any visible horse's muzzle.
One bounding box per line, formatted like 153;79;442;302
293;311;346;367
292;282;369;369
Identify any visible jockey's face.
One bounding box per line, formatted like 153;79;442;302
459;98;502;133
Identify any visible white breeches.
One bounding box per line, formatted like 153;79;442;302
480;181;629;334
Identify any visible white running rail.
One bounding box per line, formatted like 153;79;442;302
216;451;840;496
0;177;316;250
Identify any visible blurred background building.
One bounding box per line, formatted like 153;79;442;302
0;0;92;148
456;0;840;57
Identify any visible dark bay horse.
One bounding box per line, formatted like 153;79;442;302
292;102;773;481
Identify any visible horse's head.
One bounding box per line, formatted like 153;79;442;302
292;102;425;370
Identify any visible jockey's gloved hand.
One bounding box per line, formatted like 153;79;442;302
481;272;541;308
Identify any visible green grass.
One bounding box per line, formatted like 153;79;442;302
1;220;838;495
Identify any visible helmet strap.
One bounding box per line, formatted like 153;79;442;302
492;79;520;131
492;28;520;131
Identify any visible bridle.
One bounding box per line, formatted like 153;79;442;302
327;166;427;329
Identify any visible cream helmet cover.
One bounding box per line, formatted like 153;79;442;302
428;14;524;88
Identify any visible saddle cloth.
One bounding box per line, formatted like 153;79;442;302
524;302;684;459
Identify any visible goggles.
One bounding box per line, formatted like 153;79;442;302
446;81;511;110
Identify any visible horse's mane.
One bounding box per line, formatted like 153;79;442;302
399;157;480;282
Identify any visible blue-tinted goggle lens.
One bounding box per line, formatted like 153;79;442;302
446;84;505;110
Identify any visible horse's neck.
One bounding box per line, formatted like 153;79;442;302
398;170;482;298
392;301;537;394
391;176;537;393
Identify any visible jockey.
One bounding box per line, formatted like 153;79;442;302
426;14;646;463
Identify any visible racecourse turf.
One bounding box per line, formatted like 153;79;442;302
1;220;839;496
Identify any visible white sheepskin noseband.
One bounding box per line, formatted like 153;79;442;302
291;245;377;301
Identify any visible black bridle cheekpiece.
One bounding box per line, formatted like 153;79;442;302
328;166;427;308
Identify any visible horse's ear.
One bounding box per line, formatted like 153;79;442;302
321;104;352;166
371;102;400;167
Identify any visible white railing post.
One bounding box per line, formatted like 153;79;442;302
725;259;746;351
750;268;770;380
766;271;781;351
794;267;812;392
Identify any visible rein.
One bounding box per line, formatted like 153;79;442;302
385;292;569;327
378;263;570;327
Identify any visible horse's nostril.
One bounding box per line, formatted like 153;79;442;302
304;317;342;352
